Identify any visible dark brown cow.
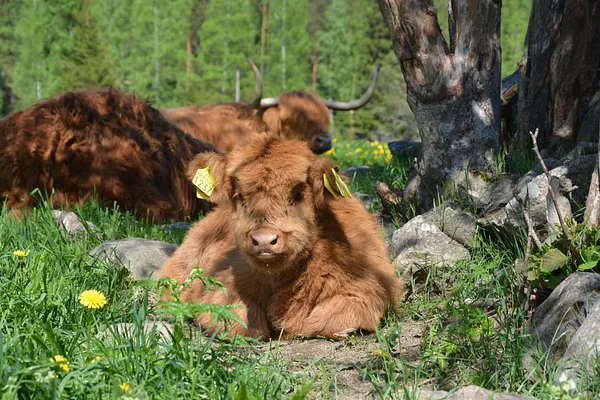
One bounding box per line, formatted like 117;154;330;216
160;62;381;154
158;135;402;340
0;89;216;222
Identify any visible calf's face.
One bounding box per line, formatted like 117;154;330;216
188;136;342;272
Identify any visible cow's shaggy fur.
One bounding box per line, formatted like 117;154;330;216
160;90;331;154
158;135;402;340
0;89;215;221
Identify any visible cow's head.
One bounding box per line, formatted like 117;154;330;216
187;134;347;272
250;61;382;155
261;91;332;155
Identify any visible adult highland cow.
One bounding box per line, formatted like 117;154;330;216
160;61;382;154
0;89;216;222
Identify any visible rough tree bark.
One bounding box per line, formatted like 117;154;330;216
377;0;502;210
517;0;600;149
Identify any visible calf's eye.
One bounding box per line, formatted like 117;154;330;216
293;191;303;204
290;184;305;205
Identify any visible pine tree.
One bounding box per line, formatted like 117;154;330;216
11;0;56;110
62;0;116;91
262;0;312;96
317;0;354;135
307;0;331;91
94;0;135;92
197;0;258;104
0;0;21;115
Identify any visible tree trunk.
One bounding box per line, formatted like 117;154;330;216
260;0;268;76
516;0;600;149
312;47;318;92
377;0;502;210
185;29;192;91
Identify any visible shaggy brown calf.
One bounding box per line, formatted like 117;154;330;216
0;89;216;221
158;135;402;339
160;63;381;154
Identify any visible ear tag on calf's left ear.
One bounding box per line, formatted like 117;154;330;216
193;168;215;200
323;168;352;199
323;173;339;199
331;168;352;199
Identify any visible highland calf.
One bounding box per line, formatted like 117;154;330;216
160;62;381;154
158;135;402;340
0;89;216;221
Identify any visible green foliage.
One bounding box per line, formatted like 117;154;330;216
262;0;312;94
197;0;258;104
61;0;115;91
517;218;600;289
1;0;533;144
0;201;310;398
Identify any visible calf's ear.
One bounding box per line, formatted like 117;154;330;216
187;152;232;204
308;156;350;208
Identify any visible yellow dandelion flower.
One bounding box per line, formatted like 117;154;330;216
385;155;392;163
89;356;107;364
13;250;29;258
367;161;373;166
345;144;350;148
355;148;363;153
120;382;131;392
332;137;338;143
360;155;366;160
50;355;71;372
374;350;390;357
79;290;107;310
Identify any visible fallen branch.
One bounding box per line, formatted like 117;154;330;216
529;128;580;262
584;122;600;226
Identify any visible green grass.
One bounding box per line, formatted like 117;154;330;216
2;138;600;399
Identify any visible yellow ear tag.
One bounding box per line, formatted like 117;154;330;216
323;173;339;199
192;167;215;200
331;168;353;199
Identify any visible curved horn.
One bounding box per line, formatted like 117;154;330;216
322;64;382;111
259;95;280;108
248;58;262;108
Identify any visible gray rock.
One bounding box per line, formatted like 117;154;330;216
422;206;476;248
556;298;600;381
479;155;595;242
343;166;370;176
391;215;470;270
418;385;538;400
159;221;193;233
90;238;177;280
443;170;495;211
354;192;376;211
479;175;518;216
52;210;98;238
525;273;600;368
380;217;397;251
101;320;177;345
388;140;421;160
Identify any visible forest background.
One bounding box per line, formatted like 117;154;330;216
0;0;531;141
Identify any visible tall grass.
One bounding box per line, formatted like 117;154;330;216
1;138;599;399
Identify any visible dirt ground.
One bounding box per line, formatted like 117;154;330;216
253;320;427;399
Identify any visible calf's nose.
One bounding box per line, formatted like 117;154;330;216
249;230;282;254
